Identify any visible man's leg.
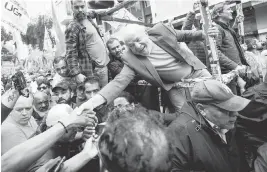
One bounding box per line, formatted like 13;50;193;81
189;69;212;79
167;87;186;112
94;66;108;88
227;79;238;95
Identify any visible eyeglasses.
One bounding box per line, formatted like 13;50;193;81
37;86;48;90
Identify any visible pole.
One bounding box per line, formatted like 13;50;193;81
199;0;222;82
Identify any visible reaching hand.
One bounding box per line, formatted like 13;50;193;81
235;65;247;75
61;108;98;130
76;74;86;84
82;126;96;141
235;14;244;24
75;99;95;116
207;26;219;38
82;135;99;159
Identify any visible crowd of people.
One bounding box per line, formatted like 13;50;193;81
1;0;267;172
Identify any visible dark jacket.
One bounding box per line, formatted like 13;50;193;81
214;22;248;74
107;54;124;80
182;11;209;68
236;83;267;158
1;103;12;123
168;102;248;172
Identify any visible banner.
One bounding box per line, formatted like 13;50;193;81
51;0;66;56
1;0;30;34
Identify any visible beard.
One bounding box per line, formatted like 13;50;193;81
57;98;70;104
74;12;87;21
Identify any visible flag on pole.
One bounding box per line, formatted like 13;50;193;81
51;0;66;56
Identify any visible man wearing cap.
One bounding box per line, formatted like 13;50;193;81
168;80;250;172
51;81;75;108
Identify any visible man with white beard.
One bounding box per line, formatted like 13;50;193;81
32;91;50;125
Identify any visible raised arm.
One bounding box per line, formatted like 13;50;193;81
77;64;135;115
1;89;20;123
60;137;98;172
1;114;94;172
182;11;196;30
174;29;205;42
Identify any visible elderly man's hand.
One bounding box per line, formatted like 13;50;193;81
75;74;86;84
61;108;98;130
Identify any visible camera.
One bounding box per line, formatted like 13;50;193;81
11;71;28;97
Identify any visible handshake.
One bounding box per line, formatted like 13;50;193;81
235;65;248;76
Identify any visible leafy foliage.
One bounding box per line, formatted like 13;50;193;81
1;27;13;43
20;15;54;51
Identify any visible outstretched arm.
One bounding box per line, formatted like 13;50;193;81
1;89;20;123
60;137;98;172
1;114;96;172
77;64;135;114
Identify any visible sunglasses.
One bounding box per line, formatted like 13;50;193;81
37;86;48;90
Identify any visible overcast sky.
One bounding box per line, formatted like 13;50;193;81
25;0;52;17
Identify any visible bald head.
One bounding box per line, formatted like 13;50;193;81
122;25;152;57
14;96;33;109
12;96;34;125
122;25;147;44
33;91;50;112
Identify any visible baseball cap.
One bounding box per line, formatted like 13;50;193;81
52;80;70;92
191;80;250;111
46;104;73;127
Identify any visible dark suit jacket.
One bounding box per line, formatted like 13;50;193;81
99;23;207;103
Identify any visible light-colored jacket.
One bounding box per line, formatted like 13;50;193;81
98;23;206;103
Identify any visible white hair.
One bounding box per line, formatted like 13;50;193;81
117;24;148;44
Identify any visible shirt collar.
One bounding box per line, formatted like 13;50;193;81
205;117;229;135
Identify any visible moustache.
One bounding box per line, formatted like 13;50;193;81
75;12;87;20
39;106;49;112
57;98;67;104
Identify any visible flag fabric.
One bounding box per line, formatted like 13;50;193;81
51;0;66;56
1;0;30;34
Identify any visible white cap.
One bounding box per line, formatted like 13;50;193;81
46;104;73;127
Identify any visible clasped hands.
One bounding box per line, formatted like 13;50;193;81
235;65;247;76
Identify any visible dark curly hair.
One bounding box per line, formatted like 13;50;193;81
98;108;171;172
